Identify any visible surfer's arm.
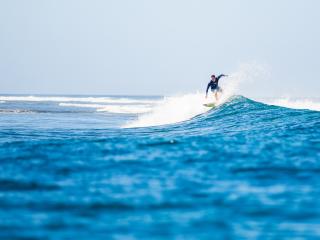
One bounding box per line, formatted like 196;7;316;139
216;74;228;80
206;82;211;97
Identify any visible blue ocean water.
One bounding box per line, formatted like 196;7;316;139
0;95;319;239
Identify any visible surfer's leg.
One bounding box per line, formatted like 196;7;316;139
215;87;222;101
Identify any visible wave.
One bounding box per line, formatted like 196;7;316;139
0;96;158;105
136;95;319;134
124;94;320;128
268;98;320;112
0;101;5;104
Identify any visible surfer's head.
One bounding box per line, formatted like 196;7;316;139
211;74;216;80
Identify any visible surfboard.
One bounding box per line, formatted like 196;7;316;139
203;102;216;108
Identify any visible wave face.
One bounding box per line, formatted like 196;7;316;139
0;95;320;239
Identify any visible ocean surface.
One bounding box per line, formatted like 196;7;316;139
0;94;319;239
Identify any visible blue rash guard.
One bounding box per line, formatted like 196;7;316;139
206;74;226;95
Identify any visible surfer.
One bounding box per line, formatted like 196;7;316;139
205;74;228;101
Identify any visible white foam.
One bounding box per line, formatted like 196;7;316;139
0;96;158;105
123;92;210;128
269;98;320;111
97;105;152;114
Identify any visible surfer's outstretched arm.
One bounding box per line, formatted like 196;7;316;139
216;74;228;80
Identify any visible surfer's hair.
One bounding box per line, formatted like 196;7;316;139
211;74;216;78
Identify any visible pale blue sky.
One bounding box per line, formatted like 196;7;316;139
0;0;319;97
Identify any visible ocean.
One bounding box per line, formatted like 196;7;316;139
0;93;319;239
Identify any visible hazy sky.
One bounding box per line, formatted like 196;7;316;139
0;0;319;97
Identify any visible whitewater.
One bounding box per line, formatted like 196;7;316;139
0;70;319;239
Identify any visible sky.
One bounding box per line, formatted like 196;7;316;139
0;0;319;97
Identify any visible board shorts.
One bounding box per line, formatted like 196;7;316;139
211;86;222;93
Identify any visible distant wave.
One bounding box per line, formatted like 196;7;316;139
0;96;158;105
59;103;109;109
0;101;5;104
268;98;320;112
59;102;152;114
0;109;87;114
0;109;37;114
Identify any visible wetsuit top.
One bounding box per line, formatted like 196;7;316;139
206;74;226;94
